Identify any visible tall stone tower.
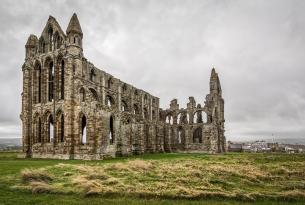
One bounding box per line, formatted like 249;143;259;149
208;68;226;152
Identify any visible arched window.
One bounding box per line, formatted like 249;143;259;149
33;115;42;144
144;95;148;104
177;127;185;146
106;95;114;107
56;35;61;49
48;61;54;102
48;115;54;143
90;69;95;81
34;63;42;103
109;116;114;144
178;129;182;144
166;115;173;125
121;100;128;111
59;114;64;143
80;88;85;102
144;107;149;119
193;127;202;143
152;110;155;120
89;88;98;101
81;115;87;145
193;111;207;123
122;84;127;93
133;104;139;115
39;37;45;53
107;77;112;88
37;117;42;143
56;112;65;142
48;27;53;51
177;113;182;124
60;60;64;100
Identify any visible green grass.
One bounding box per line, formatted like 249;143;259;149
0;152;304;205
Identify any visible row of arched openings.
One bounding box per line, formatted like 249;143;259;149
33;59;65;104
168;127;202;145
33;112;64;144
79;114;115;145
39;27;63;54
166;110;208;125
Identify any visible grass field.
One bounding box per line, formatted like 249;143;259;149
0;152;304;205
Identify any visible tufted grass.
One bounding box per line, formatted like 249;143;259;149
0;152;305;205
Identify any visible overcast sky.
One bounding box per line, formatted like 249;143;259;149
0;0;305;141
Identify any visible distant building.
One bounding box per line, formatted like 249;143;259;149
227;141;242;152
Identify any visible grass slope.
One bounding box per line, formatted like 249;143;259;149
0;152;304;205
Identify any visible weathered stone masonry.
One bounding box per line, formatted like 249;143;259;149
21;14;226;160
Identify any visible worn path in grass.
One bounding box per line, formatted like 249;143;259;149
0;152;304;205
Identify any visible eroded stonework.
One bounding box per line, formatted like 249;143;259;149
21;14;226;160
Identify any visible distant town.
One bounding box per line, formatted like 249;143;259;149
0;138;21;151
228;140;305;153
1;137;305;153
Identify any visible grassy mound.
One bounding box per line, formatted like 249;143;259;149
16;153;305;201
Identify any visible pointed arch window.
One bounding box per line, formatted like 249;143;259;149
106;95;114;107
48;27;53;51
81;115;87;145
90;69;96;81
48;61;54;102
80;88;85;102
121;100;128;111
133;104;139;115
107;77;113;89
38;117;42;143
193;127;202;143
60;60;65;100
48;115;54;143
56;113;65;142
34;63;42;103
109;116;114;144
166;115;173;125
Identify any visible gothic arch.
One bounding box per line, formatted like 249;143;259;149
177;126;185;146
79;112;87;145
107;77;113;89
56;55;65;100
90;69;96;81
106;95;115;107
43;111;54;143
109;115;115;144
133;103;140;115
165;114;173;125
79;87;86;102
144;107;149;120
33;113;42;144
121;100;128;111
89;88;98;101
56;109;65;143
44;57;54;102
193;110;207;124
33;61;42;104
193;127;202;143
48;26;53;51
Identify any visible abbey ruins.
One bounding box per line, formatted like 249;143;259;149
21;14;226;160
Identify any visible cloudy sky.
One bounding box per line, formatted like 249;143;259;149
0;0;305;141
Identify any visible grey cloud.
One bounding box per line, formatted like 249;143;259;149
0;0;305;141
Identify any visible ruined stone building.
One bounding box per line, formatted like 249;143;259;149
21;14;226;160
